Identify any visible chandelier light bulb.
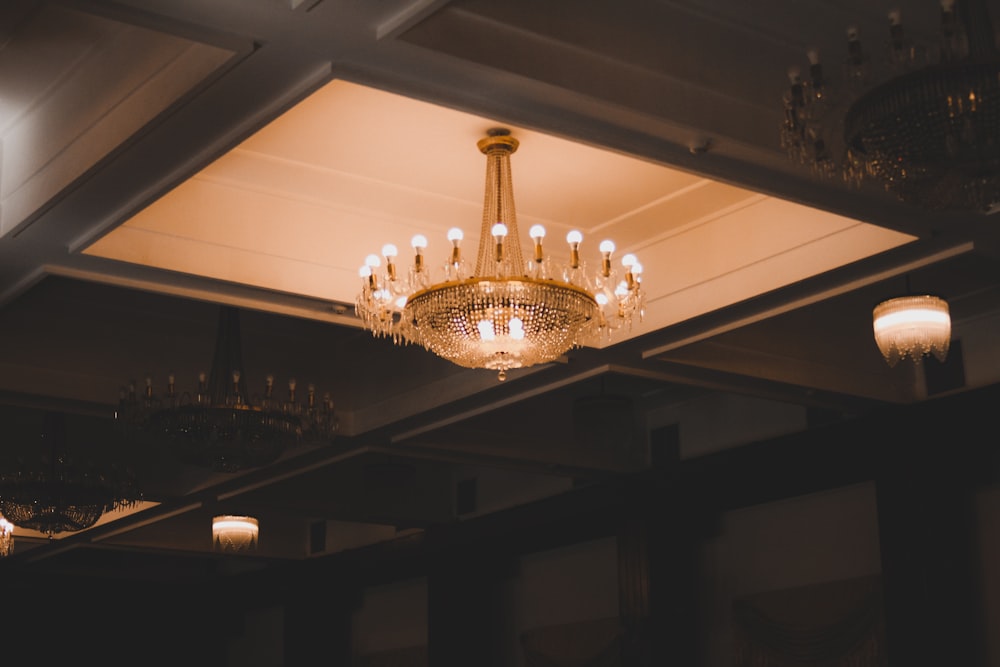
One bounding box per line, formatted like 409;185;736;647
478;319;495;341
529;225;546;240
621;253;637;268
411;235;428;273
365;254;381;268
447;228;463;243
566;230;583;246
509;317;525;340
382;244;398;259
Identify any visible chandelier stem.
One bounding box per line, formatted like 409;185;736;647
207;306;248;405
958;0;997;57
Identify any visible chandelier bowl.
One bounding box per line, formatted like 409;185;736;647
404;277;599;374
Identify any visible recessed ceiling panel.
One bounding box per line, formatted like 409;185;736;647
84;78;915;344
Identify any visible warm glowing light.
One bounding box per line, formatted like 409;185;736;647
872;295;951;367
478;319;495;341
0;516;13;557
213;515;259;552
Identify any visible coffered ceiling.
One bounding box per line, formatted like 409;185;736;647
1;0;999;577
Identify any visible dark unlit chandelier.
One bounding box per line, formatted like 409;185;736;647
780;0;1000;213
0;412;142;535
118;306;338;472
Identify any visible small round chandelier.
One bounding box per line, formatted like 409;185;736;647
872;294;951;366
780;0;1000;212
212;514;259;552
356;129;646;380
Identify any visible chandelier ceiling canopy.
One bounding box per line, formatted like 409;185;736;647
356;128;646;380
781;0;1000;213
118;306;338;473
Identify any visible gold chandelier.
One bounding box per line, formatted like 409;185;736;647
872;294;951;367
356;129;645;380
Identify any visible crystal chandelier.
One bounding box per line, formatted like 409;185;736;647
780;0;1000;212
0;515;13;556
0;412;142;536
872;294;951;366
212;514;259;552
355;129;646;380
118;306;338;473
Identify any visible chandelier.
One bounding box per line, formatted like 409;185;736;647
0;411;142;536
355;128;646;381
118;306;338;473
872;294;951;366
0;515;12;556
212;514;259;552
780;0;1000;212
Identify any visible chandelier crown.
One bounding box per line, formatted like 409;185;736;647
780;0;1000;212
356;129;646;380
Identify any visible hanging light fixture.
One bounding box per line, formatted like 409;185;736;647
212;514;259;552
355;128;646;381
0;515;13;556
118;306;338;472
872;294;951;366
780;0;1000;212
0;411;142;536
